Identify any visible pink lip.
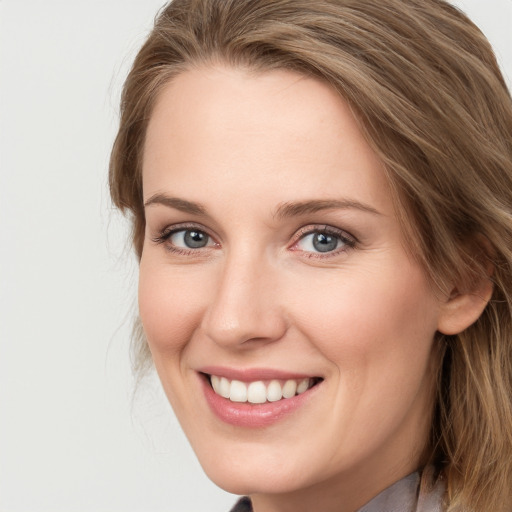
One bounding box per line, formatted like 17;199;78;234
198;365;315;382
198;369;321;428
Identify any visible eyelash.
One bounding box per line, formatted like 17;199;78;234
290;225;357;259
151;223;217;256
151;223;357;258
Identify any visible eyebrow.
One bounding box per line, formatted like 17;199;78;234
273;199;381;219
143;194;381;218
144;193;206;215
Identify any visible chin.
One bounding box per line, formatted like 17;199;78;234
200;456;313;496
188;431;338;497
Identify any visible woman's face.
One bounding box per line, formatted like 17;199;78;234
140;66;444;506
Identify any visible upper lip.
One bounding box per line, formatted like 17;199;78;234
197;366;320;382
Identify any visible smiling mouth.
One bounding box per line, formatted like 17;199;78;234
205;374;323;404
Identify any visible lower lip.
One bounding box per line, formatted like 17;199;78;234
200;375;319;428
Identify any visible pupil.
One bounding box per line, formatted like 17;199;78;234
184;230;208;248
313;233;337;253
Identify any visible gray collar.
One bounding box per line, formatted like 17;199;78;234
229;466;445;512
358;466;444;512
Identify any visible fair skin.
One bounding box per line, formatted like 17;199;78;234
139;65;473;512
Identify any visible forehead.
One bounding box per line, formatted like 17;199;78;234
142;65;393;218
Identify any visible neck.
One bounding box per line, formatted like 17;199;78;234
250;459;421;512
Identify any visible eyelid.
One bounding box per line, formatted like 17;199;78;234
151;222;219;252
289;224;357;256
150;222;357;258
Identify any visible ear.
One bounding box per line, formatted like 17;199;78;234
437;242;494;336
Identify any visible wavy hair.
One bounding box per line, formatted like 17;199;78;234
109;1;512;509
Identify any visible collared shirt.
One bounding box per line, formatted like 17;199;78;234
229;466;445;512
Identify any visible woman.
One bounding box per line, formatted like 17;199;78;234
109;0;512;510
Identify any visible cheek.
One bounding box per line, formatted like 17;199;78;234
138;258;209;357
288;261;440;377
286;262;440;457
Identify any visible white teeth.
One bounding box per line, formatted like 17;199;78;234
282;379;297;399
209;375;317;403
247;381;267;404
297;378;310;394
211;375;221;394
266;380;283;402
219;377;230;398
229;380;247;402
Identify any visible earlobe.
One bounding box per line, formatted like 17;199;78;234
437;276;494;336
438;235;495;335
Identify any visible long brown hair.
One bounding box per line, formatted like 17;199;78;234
110;1;512;509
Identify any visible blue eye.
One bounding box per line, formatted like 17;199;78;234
297;232;342;253
294;228;356;255
169;229;212;249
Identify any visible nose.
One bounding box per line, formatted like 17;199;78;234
200;251;288;349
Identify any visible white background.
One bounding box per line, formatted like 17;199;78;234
0;1;511;511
